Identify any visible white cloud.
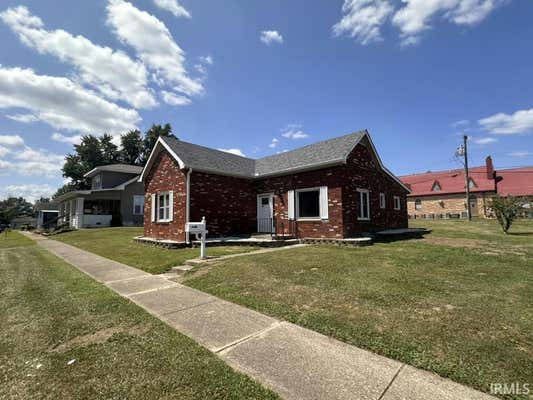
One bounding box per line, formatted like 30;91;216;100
473;137;497;145
392;0;507;46
106;0;203;103
218;148;246;157
5;113;39;123
451;119;469;128
199;55;213;65
0;145;64;178
281;123;309;139
268;138;279;148
51;132;81;145
479;108;533;134
161;90;192;106
153;0;191;18
0;6;156;109
0;67;140;135
0;145;10;157
332;0;394;45
507;151;532;158
260;30;284;45
0;183;55;202
0;134;24;146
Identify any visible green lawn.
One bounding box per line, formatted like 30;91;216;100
184;219;533;399
53;227;259;274
0;230;35;248
0;240;277;399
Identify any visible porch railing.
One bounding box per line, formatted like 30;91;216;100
257;218;298;239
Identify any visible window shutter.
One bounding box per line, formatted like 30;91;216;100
287;190;295;220
151;194;156;222
169;191;174;222
320;186;329;220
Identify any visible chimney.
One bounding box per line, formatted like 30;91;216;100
485;156;494;179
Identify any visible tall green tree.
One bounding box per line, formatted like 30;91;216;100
120;130;143;165
0;197;33;224
57;123;173;196
100;134;120;164
141;123;172;164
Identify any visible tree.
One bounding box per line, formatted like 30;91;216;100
0;197;33;225
120;130;143;165
57;124;173;196
100;134;120;164
141;123;172;164
62;134;121;189
489;196;525;234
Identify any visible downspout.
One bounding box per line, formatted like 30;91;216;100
186;168;192;244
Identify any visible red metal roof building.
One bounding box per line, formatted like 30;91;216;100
399;157;533;219
496;167;533;196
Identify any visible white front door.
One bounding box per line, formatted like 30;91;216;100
257;194;274;233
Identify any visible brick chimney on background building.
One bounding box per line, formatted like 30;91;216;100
486;156;494;179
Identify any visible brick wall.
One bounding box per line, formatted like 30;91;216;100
407;192;494;219
342;141;408;235
144;141;408;241
255;140;408;238
143;151;187;242
190;172;256;236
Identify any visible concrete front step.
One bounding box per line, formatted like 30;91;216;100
171;265;195;274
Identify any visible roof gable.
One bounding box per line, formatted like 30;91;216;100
140;130;410;192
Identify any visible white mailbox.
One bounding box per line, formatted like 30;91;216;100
185;221;206;234
185;217;208;259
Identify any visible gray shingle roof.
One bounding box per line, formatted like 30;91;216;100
85;164;144;178
163;138;255;177
162;130;366;178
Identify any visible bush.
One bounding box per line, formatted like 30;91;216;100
488;196;525;234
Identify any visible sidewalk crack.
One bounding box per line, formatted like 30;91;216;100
377;364;405;400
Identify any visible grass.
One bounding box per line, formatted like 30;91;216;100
53;227;259;274
184;219;533;399
0;230;35;249
0;240;278;399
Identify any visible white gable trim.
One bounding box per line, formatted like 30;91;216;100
139;137;187;182
346;130;411;193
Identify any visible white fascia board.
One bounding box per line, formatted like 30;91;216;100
139;137;187;182
350;130;411;194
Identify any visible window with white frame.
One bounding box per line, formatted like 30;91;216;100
415;198;422;210
292;187;328;220
379;192;386;209
133;195;145;215
297;189;320;219
357;189;370;220
92;174;102;189
157;192;171;221
394;196;401;210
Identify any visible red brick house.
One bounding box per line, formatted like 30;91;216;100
139;130;409;243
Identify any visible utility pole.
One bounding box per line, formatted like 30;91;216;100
462;134;472;221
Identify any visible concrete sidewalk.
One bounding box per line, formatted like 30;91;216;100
26;233;496;400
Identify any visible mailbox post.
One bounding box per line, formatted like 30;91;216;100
185;217;208;259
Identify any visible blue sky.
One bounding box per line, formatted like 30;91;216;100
0;0;532;201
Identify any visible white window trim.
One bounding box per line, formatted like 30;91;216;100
357;188;370;221
156;191;172;222
133;195;145;216
379;192;386;209
414;198;422;211
295;187;327;221
394;196;401;210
